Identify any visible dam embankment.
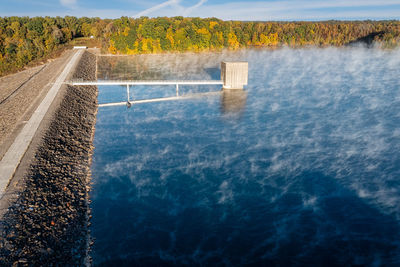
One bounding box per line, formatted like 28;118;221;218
0;51;97;265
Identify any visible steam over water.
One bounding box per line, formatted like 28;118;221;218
91;48;400;266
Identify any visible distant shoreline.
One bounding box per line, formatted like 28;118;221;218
1;17;399;77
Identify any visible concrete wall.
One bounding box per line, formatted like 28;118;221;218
221;62;248;89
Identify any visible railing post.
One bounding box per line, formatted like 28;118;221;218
127;84;130;102
176;84;179;97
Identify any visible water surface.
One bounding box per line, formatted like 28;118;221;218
91;48;400;266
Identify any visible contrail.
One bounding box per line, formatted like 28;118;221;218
60;0;77;9
133;0;180;18
184;0;207;16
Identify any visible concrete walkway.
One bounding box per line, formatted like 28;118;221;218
0;49;84;199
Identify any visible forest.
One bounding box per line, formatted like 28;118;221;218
0;16;107;76
1;16;400;76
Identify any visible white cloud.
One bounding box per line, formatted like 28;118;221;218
60;0;77;9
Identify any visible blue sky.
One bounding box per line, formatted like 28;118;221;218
1;0;400;20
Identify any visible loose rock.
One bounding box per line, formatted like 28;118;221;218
0;51;97;266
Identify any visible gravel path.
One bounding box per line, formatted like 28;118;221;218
0;65;45;103
0;51;73;149
0;52;97;266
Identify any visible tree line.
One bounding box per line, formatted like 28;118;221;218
0;16;107;76
1;16;399;76
107;17;400;54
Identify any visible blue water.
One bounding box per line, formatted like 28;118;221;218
91;48;400;266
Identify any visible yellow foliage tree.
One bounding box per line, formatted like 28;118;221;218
108;40;117;54
81;23;92;37
209;21;218;30
217;32;224;48
196;27;209;35
134;40;139;52
141;38;154;53
152;39;162;53
126;47;137;55
260;32;278;46
228;32;240;50
166;28;174;49
45;37;55;52
141;38;148;53
123;27;130;37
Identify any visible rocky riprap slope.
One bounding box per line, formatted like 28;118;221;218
0;51;97;266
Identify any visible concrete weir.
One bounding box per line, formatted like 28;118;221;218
0;49;84;198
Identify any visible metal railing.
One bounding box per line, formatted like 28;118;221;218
68;80;224;107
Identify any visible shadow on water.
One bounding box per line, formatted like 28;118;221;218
92;171;400;266
265;172;400;266
347;31;385;47
204;67;221;80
